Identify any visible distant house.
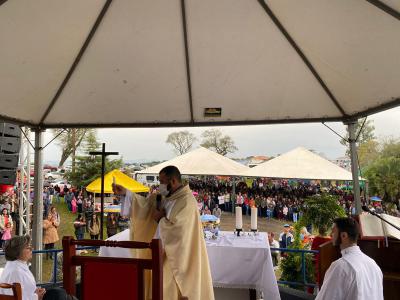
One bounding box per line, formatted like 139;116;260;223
332;156;351;171
247;155;270;168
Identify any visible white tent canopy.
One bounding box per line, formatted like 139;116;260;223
138;147;249;176
243;147;358;181
0;0;399;128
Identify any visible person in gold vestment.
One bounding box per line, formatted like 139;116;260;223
113;165;214;300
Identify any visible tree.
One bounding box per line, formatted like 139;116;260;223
166;131;197;155
299;194;346;235
358;140;380;169
64;131;123;188
364;139;400;202
53;128;96;170
340;118;376;157
279;222;315;290
280;195;346;290
200;129;238;156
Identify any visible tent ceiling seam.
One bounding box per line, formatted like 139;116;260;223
38;0;113;126
180;0;195;124
365;0;400;21
348;97;400;120
256;0;348;117
36;116;344;129
0;114;36;127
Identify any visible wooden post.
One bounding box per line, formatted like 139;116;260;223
63;236;77;296
151;239;163;300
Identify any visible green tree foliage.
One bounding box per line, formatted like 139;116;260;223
166;131;197;155
340;118;376;157
64;131;123;188
299;194;346;235
200;129;238;156
364;139;400;202
280;195;345;289
357;140;380;169
279;222;315;289
53;128;96;170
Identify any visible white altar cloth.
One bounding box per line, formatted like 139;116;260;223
99;230;280;300
206;231;280;300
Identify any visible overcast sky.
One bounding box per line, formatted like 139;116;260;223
42;107;400;165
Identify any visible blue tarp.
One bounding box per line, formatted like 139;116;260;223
370;196;382;202
200;215;219;222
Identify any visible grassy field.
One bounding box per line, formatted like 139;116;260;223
41;199;107;282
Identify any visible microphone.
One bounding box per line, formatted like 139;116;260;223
362;205;400;232
362;205;376;215
156;194;162;210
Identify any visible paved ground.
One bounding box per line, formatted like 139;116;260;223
218;211;292;238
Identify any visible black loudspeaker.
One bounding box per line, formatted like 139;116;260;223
0;154;19;169
0;136;21;153
0;123;20;186
0;170;17;185
0;123;21;138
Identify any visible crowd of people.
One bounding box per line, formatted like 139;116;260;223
0;167;392;300
0;177;396;253
0;183;132;257
188;177;396;220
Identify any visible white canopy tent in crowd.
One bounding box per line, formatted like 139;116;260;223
244;147;359;181
138;147;249;176
0;0;399;278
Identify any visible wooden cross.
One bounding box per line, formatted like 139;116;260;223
89;143;119;240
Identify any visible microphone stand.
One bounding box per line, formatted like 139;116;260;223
363;206;400;232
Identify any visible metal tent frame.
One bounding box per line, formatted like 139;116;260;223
0;0;399;279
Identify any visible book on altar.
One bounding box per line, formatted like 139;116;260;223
359;213;400;240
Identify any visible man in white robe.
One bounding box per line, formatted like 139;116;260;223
316;217;383;300
114;165;214;300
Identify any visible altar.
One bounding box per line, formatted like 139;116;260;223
99;229;280;300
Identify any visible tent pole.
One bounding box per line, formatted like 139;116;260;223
231;178;236;214
346;120;362;215
18;127;31;236
100;144;105;240
31;128;44;282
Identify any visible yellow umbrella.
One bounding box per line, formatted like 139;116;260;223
86;169;149;194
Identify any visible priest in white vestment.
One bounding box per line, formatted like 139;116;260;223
316;217;383;300
114;165;214;300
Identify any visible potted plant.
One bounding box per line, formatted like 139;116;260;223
279;193;346;290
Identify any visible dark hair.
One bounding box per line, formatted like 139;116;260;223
5;235;31;261
334;217;359;242
159;165;181;182
318;226;328;236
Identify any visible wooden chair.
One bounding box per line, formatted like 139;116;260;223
62;237;163;300
0;283;22;300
